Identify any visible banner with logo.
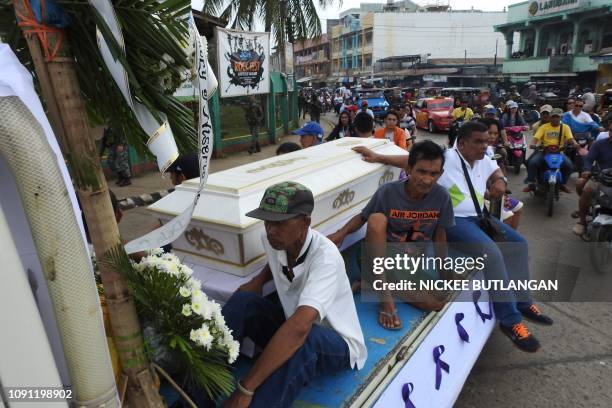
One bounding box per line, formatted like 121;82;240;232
527;0;583;17
90;0;217;253
216;27;270;97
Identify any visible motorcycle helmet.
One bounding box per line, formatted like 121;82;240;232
599;168;612;187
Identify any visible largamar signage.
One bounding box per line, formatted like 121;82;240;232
528;0;582;16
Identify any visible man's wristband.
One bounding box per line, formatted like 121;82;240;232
237;380;254;397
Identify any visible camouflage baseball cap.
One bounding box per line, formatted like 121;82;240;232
246;181;314;221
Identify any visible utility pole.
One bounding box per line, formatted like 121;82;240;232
464;49;467;65
494;38;498;67
279;0;290;74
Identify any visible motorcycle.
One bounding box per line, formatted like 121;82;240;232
586;168;612;273
530;145;565;217
505;125;528;174
448;119;463;147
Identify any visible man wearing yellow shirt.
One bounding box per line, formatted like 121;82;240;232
525;108;578;193
451;99;474;122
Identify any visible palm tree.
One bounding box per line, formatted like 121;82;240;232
220;0;334;47
3;0;201;405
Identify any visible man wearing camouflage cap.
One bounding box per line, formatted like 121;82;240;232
222;182;367;408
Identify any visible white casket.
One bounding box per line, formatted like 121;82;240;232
148;137;407;276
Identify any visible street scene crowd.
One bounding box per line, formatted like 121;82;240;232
4;0;612;406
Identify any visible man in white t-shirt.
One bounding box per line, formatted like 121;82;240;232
438;122;552;352
351;122;553;353
222;182;367;408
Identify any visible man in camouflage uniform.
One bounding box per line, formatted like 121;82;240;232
102;126;131;186
245;96;264;154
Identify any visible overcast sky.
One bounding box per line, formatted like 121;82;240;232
192;0;522;31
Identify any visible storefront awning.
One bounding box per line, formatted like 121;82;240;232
529;72;578;77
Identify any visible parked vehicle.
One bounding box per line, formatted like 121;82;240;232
521;81;569;108
417;86;444;98
587;168;612;273
414;97;454;133
530;145;565;217
441;87;481;107
356;88;389;119
506;125;529;174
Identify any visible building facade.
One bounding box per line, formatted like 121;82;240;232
329;3;507;84
495;0;612;85
293;35;331;86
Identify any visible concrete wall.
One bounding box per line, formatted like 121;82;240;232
372;12;507;62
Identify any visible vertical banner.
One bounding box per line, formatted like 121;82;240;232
217;27;270;97
285;43;294;92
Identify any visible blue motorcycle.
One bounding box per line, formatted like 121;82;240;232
532;145;565;217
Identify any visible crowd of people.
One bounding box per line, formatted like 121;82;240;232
156;85;612;407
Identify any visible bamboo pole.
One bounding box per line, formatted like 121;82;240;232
12;2;164;407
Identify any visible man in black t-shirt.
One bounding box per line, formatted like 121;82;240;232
329;141;454;329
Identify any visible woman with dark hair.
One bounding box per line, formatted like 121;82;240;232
400;104;417;141
500;100;526;128
326;110;356;141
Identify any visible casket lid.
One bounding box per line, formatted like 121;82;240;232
148;138;406;229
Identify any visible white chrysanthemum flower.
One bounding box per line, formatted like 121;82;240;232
189;329;198;343
199;301;213;320
149;248;164;257
228;340;240;364
191;289;206;303
196;325;213;350
182;304;192;317
179;265;193;277
189;278;201;291
179;286;191;297
167;263;180;276
210;301;222;318
214;313;226;329
191;301;202;315
162;253;179;263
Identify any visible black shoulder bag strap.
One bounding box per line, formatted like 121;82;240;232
456;150;485;219
558;123;563;147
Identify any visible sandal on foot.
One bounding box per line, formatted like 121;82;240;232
378;308;403;331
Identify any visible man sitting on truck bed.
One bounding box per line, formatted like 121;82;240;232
222;182;367;408
328;141;455;330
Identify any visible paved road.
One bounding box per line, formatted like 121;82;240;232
116;112;612;407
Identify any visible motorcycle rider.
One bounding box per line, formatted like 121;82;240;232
573;118;612;236
598;88;612;115
561;97;602;141
524;108;577;193
582;87;596;113
531;104;553;132
449;99;474;146
451;99;474;123
500;100;526;128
